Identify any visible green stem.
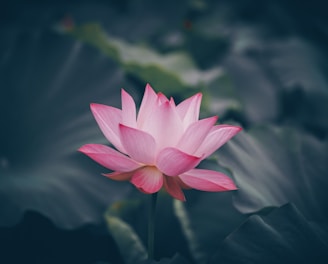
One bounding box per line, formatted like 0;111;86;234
148;192;158;260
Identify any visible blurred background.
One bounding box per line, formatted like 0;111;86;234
1;0;328;263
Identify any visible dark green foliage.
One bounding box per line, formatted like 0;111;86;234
1;0;328;263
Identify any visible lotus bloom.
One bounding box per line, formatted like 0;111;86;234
79;84;241;201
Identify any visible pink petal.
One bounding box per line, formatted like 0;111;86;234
121;89;137;128
130;166;163;194
139;99;183;150
119;124;156;164
137;84;158;128
90;103;125;153
179;169;237;192
78;144;141;172
103;171;134;181
156;147;202;176
157;92;169;104
169;97;176;107
177;116;218;155
176;92;202;128
195;125;242;158
163;176;186;201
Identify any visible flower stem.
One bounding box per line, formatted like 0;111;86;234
148;192;158;260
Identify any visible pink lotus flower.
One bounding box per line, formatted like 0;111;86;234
79;84;241;201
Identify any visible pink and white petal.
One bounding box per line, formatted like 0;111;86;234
179;169;237;192
176;92;202;128
137;84;158;128
177;116;218;155
102;171;134;181
157;92;169;104
195;125;242;158
121;89;137;128
156;147;202;176
140;100;184;150
130;166;163;194
78;144;141;172
163;176;186;201
90;103;125;153
169;97;176;107
119;124;156;164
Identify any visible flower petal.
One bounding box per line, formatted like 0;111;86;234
176;92;202;128
90;103;125;152
78;144;141;172
130;166;163;194
177;116;218;155
157;92;169;104
195;125;242;158
163;176;186;201
119;124;156;164
103;171;134;181
179;169;237;191
121;89;137;128
156;147;202;176
137;84;158;128
139;99;183;150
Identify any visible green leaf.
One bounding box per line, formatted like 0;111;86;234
107;199;142;218
0;27;138;228
202;74;243;119
138;253;191;264
173;192;246;264
217;125;328;221
210;204;328;264
105;212;148;264
61;23;223;94
173;200;207;264
105;192;192;261
279;88;328;138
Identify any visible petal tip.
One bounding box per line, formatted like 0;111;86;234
121;88;131;97
77;144;89;153
90;102;106;114
90;102;99;108
211;115;219;124
177;195;187;202
77;147;84;153
173;196;186;202
145;83;154;92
